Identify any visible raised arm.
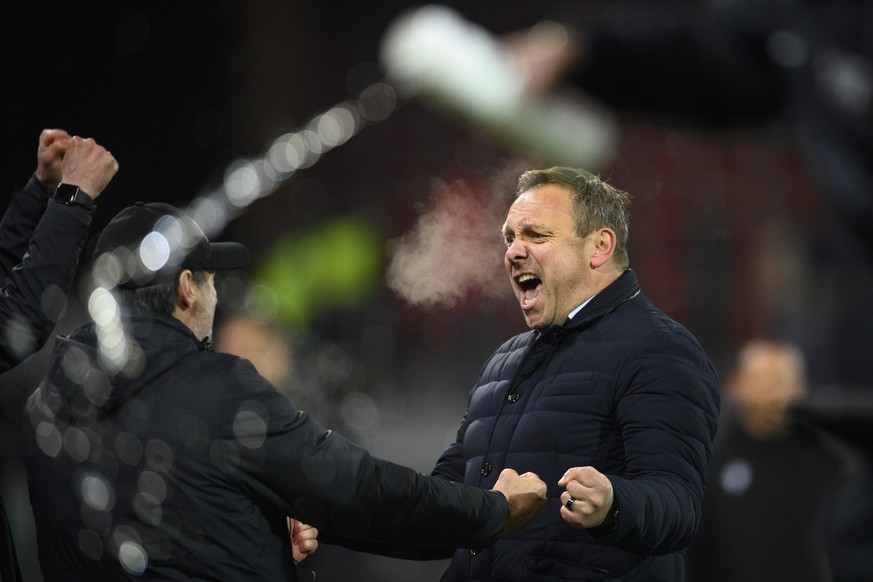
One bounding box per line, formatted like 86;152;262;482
0;129;70;275
0;132;117;370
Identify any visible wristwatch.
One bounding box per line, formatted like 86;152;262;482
53;183;94;209
600;498;620;532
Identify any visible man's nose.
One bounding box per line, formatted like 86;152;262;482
505;239;527;261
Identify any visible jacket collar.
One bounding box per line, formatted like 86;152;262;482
563;268;641;330
121;311;212;352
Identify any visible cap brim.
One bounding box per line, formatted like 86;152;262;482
201;242;251;271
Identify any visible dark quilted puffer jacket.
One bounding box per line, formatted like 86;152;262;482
433;269;720;582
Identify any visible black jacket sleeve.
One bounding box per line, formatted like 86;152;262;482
317;404;480;561
0;176;52;275
0;179;93;371
223;361;509;552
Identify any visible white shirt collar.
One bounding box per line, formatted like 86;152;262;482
567;292;599;320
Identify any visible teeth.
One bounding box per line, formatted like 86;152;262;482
518;274;537;283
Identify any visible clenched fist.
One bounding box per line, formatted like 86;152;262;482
492;468;548;533
558;466;615;529
60;135;119;200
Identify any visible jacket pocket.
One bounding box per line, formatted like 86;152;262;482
524;556;615;581
537;372;598;396
524;548;664;581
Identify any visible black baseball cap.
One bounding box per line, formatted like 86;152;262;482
93;202;250;290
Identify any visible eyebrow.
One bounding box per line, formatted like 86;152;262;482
503;221;552;237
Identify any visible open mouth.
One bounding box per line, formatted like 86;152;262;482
516;273;542;309
517;273;541;292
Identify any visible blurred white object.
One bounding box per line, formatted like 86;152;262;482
380;4;617;169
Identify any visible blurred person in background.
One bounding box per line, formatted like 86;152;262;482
215;313;295;389
21;201;548;581
685;339;845;582
1;128;117;582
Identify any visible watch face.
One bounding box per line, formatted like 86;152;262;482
55;183;80;202
54;183;92;208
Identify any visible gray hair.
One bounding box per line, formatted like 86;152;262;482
517;166;631;269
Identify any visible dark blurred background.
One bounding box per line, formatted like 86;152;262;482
2;1;871;580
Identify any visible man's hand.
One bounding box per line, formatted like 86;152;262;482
558;466;614;529
287;517;318;563
60;136;119;201
502;21;582;98
492;468;547;533
34;128;71;188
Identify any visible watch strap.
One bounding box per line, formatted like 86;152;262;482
600;498;620;532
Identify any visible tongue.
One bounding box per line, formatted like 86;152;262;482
521;284;542;308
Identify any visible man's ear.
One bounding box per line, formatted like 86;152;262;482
176;270;197;310
590;228;616;269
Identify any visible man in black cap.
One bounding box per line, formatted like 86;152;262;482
21;202;547;581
